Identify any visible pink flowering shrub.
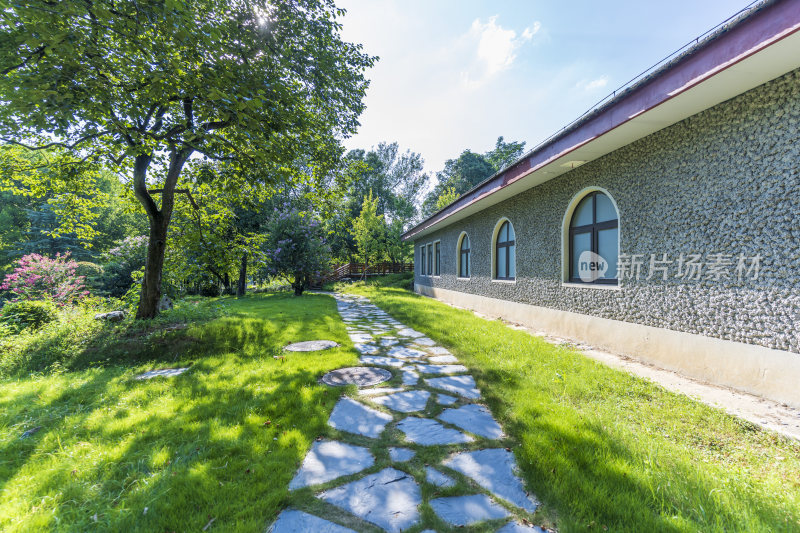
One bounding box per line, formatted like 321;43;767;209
0;253;89;305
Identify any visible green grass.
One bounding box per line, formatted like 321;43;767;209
342;280;800;533
0;293;356;532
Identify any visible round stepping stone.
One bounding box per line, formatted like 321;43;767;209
388;447;416;462
289;440;374;490
429;494;510;526
371;390;430;413
443;449;539;512
135;367;189;380
269;509;357;533
321;367;392;388
284;340;339;352
425;466;455;488
396;417;473;445
320;468;421;533
438;404;505;440
328;397;393;438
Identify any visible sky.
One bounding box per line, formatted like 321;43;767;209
337;0;755;180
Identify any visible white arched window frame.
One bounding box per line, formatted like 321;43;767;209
561;186;621;287
490;217;516;281
456;232;471;279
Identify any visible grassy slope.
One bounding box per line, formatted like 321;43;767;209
343;278;800;532
0;293;356;532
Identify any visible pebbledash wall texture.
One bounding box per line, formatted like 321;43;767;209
414;68;800;354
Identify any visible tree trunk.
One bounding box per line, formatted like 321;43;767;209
137;217;168;319
223;272;231;294
132;148;193;319
237;252;248;297
293;271;304;296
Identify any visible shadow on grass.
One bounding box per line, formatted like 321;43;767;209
0;292;355;532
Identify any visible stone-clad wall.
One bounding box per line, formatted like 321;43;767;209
414;69;800;353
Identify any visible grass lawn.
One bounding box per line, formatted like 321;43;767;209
341;276;800;533
0;293;356;532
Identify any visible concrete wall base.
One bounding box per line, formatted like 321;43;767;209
416;283;800;409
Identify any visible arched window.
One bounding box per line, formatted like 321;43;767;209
569;191;618;284
495;220;515;280
458;233;471;278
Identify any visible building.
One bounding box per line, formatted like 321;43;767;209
402;0;800;407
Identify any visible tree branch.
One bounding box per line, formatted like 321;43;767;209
149;188;199;210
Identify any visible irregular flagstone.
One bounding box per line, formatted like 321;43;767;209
348;333;373;343
357;387;405;397
380;338;399;346
402;368;419;386
425;375;481;399
388;346;428;359
443;449;539;513
360;355;409;368
429;354;459;363
412;337;436;346
371;390;430;413
438;404;505;440
328;397;392;438
436;394;458;405
288;440;374;490
135;367;188;380
427;346;452;355
415;364;469;375
284;340;339;352
396;417;473;445
320;468;421;533
389;447;416;462
497;522;548;533
269;509;357;533
425;467;456;488
322;367;392;388
353;343;380;355
397;328;425;338
429;494;510;526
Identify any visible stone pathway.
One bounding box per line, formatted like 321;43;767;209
269;293;546;533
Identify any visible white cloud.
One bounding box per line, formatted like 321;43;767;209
578;75;610;91
462;16;540;88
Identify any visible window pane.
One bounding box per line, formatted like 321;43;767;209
595;193;617;223
466;253;470;277
508;245;516;278
427;246;432;275
497;246;507;278
463;235;470;250
420;247;425;273
571;231;591;278
499;222;508;242
597;228;618;279
435;243;440;275
507;222;515;241
572;196;593;227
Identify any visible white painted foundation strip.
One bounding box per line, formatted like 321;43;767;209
416;283;800;409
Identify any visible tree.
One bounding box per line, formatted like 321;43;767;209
261;206;329;296
350;191;385;279
0;0;374;318
421;137;526;217
435;186;459;212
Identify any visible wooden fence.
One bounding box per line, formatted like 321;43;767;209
314;262;413;286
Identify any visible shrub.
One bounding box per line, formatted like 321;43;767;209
0;252;89;305
99;236;147;297
0;299;59;333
